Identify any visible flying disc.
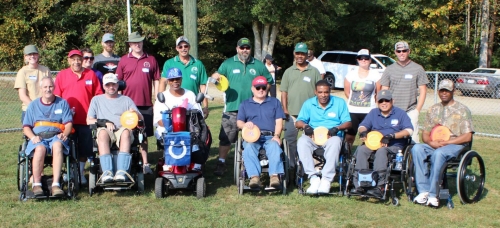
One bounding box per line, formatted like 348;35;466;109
365;131;383;150
313;126;329;146
120;111;139;129
242;125;260;143
216;75;229;92
430;125;451;141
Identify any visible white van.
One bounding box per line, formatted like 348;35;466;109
317;50;396;89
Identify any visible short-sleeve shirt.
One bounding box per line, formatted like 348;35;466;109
237;97;285;132
92;53;121;75
297;95;351;136
14;65;52;111
280;64;322;115
217;55;272;112
424;101;474;138
54;68;103;125
88;94;140;128
307;58;326;75
345;69;381;114
23;97;73;134
360;106;414;148
116;52;160;107
161;55;208;94
380;61;428;111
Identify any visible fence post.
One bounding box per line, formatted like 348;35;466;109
434;73;439;104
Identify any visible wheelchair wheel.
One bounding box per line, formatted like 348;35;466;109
89;169;97;196
457;151;485;204
196;177;206;199
136;172;145;193
70;161;80;193
234;136;242;185
282;138;289;195
155;177;166;198
403;150;417;202
238;179;244;195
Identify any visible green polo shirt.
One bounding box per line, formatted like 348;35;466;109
217;55;273;112
280;64;321;115
161;55;208;93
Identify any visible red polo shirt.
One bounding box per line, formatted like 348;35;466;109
116;52;160;106
54;68;103;125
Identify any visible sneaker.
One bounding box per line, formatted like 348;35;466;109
213;161;226;176
32;186;44;196
143;164;153;175
249;176;261;189
80;174;88;185
427;196;439;207
51;186;64;197
306;176;321;194
114;171;127;182
317;179;331;194
270;175;281;189
413;192;429;204
101;171;114;183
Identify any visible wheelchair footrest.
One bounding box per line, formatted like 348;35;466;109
439;189;450;200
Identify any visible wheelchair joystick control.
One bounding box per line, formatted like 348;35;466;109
394;150;403;170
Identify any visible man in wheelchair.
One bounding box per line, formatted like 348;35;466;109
236;76;286;189
411;79;474;207
351;90;413;197
87;73;143;183
22;77;73;197
295;80;351;194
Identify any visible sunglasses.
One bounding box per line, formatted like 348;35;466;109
357;57;370;61
239;46;251;50
255;86;266;91
168;78;181;81
83;56;95;60
396;49;409;53
378;99;391;103
177;44;189;49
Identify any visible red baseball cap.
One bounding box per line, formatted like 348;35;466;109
68;50;83;58
252;76;267;87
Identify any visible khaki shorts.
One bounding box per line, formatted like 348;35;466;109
96;127;135;148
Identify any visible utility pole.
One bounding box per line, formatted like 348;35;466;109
183;0;198;58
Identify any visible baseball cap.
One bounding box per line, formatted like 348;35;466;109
166;68;182;79
127;31;145;42
102;33;115;42
68;50;83;58
237;38;252;48
176;36;190;46
103;73;119;85
294;42;308;53
264;54;274;61
357;49;370;57
252;76;267;87
438;79;454;91
23;45;39;55
394;41;410;50
377;90;393;102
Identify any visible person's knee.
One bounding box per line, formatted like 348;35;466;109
121;129;131;143
98;130;110;142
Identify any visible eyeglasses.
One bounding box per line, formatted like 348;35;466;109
239;46;251;50
357;57;370;61
255;86;266;91
177;44;189;49
378;99;391;103
83;56;95;60
168;78;181;81
396;49;409;53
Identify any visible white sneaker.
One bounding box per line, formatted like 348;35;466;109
80;174;88;185
413;192;429;204
306;176;321;194
426;196;439;207
317;179;331;194
101;174;113;183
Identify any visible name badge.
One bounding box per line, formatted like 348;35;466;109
391;119;399;126
190;74;197;80
365;80;373;84
404;74;413;79
142;68;150;73
29;75;37;80
327;112;336;118
85;80;92;85
303;76;311;82
54;109;63;114
233;69;241;74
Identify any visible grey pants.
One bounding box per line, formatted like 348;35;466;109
297;134;342;182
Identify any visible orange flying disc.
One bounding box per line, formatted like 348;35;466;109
366;131;383;150
430;125;451;141
242;125;260;143
313;126;329;146
120;111;139;129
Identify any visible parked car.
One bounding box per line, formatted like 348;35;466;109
456;68;500;98
317;50;395;89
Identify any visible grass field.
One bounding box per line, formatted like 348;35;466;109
1;101;499;227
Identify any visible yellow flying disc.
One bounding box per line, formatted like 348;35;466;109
216;75;229;92
120;111;139;129
242;125;260;143
365;131;383;150
430;125;451;142
313;126;329;146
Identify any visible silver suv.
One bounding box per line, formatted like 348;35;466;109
317;50;395;89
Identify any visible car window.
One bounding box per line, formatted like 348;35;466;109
471;69;499;74
373;56;396;67
320;53;340;63
338;54;357;65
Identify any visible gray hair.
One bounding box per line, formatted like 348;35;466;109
39;76;55;87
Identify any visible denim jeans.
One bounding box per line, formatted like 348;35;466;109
411;143;464;198
297;133;342;182
242;135;284;177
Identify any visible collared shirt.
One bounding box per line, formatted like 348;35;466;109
237;96;285;132
116;52;160;106
14;65;52;111
161;55;208;94
360;106;414;148
23;97;73;134
297;95;351;136
54;68;103;125
280;64;322;115
424;101;474;138
217;55;272;112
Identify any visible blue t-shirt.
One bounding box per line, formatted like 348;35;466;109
297;95;351;136
360;106;413;148
23;97;73;134
237;96;285;132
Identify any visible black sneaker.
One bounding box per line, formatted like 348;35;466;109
213;161;226;176
367;186;384;198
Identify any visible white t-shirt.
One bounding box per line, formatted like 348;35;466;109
345;69;381;114
307;57;326;74
153;89;202;139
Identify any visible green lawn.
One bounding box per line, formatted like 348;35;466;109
1;102;499;227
